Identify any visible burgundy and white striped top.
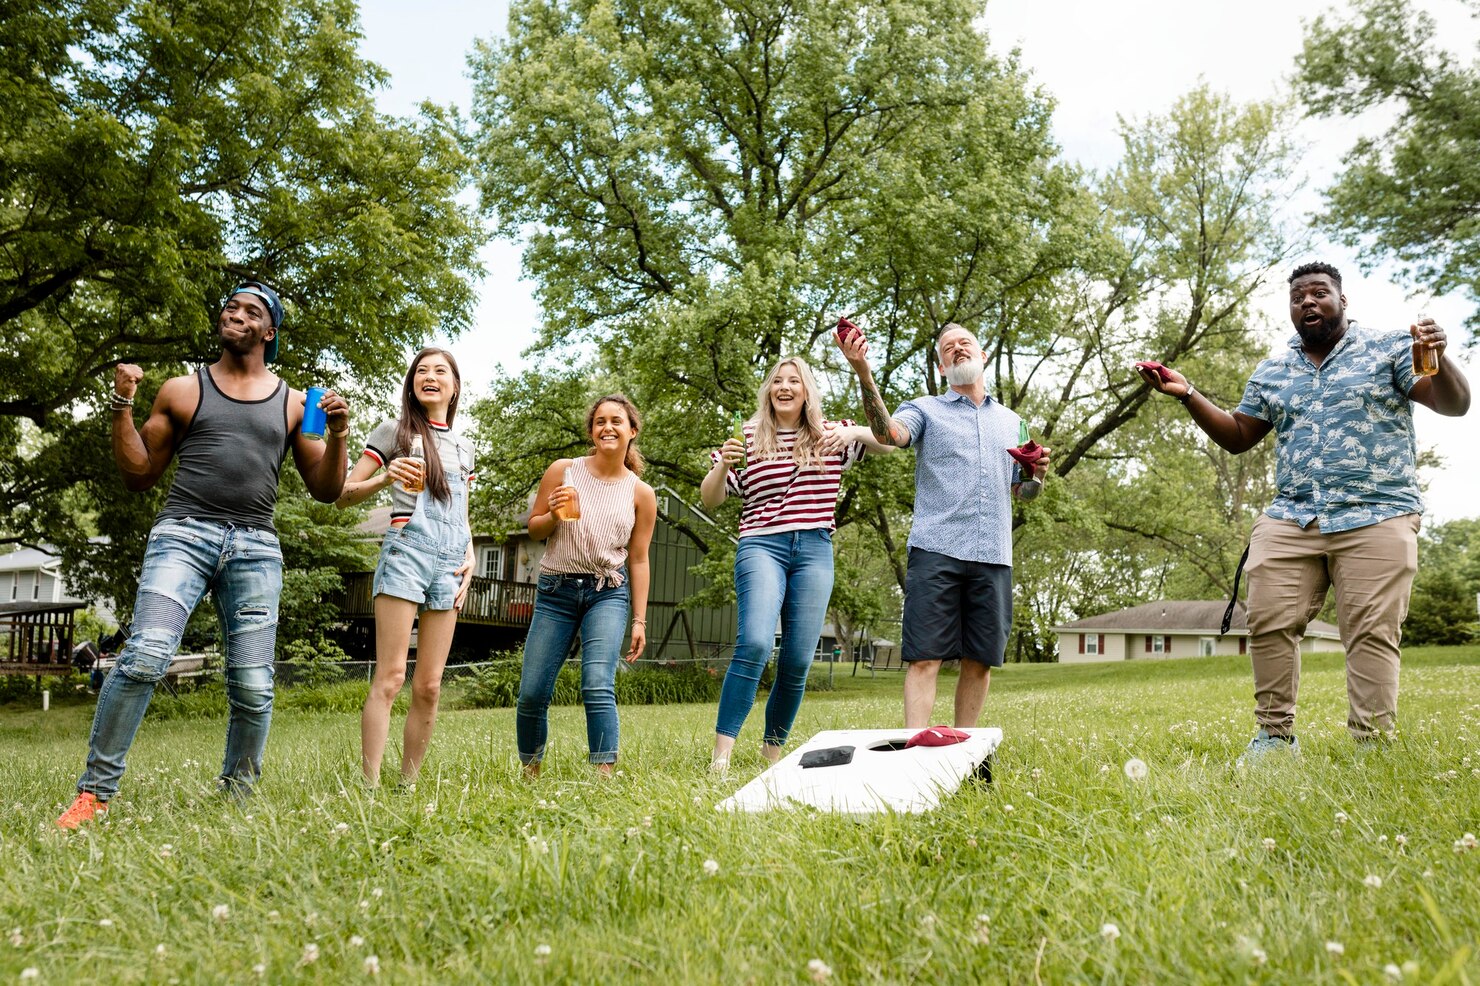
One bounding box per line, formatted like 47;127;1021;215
539;457;637;588
710;421;865;538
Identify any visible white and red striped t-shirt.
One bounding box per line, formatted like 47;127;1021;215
710;421;865;538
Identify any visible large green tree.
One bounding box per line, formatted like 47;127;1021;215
0;0;485;597
1296;0;1480;331
469;0;1297;659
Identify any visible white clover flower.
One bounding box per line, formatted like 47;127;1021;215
626;826;641;838
154;944;166;957
1395;833;1408;847
642;815;653;828
371;888;384;899
1123;759;1148;781
98;919;114;928
349;935;365;948
1325;941;1345;956
159;844;173;859
1100;923;1120;942
1031;768;1043;780
333;822;349;834
1384;963;1403;980
1251;947;1267;966
266;910;280;921
359;899;370;911
1262;838;1277;852
212;904;230;923
1002;804;1014;814
807;958;833;981
534;943;552;960
1099;764;1111;774
252;962;266;976
363;955;380;976
424;802;437;816
1364;874;1383;889
8;928;22;947
702;858;720;876
1334;811;1348;825
1463;832;1478;850
20;969;39;981
301;942;320;965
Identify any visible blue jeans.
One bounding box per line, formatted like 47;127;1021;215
715;529;835;744
78;517;284;799
517;571;630;765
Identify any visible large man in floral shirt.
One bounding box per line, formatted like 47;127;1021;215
1139;262;1470;760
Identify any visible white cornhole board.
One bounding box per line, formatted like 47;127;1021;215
717;727;1002;815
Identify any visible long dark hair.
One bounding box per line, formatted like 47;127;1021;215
585;393;645;476
394;347;461;502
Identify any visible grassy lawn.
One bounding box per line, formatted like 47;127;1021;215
2;647;1478;983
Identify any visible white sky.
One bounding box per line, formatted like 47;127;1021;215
357;0;1478;522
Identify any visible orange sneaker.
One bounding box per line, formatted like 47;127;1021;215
55;792;108;830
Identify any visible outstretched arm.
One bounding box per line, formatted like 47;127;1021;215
1135;364;1271;454
838;329;911;448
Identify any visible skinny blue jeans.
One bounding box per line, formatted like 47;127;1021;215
78;517;283;799
517;571;630;765
715;529;835;745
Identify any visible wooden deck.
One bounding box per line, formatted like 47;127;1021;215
0;601;80;676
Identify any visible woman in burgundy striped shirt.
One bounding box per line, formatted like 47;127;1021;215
701;356;892;772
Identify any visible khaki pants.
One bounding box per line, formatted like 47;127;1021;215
1244;513;1420;740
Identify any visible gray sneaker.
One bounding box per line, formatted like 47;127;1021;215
1236;728;1299;767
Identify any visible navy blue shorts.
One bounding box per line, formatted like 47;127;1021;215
901;548;1012;667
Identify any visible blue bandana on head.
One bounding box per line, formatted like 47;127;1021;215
228;282;284;362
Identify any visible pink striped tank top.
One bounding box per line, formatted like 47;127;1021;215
539;457;637;588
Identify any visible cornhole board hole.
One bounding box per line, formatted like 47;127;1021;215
717;727;1002;815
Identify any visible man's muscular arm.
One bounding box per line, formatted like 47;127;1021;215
112;363;183;492
839;328;911;448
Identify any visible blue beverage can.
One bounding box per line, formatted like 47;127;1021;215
302;386;328;440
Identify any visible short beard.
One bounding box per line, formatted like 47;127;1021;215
942;360;984;387
1296;312;1345;350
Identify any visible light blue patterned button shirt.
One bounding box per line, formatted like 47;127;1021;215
1235;321;1422;533
893;391;1023;566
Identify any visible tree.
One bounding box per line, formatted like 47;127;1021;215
1296;0;1480;332
1405;518;1480;644
0;0;486;574
469;0;1299;660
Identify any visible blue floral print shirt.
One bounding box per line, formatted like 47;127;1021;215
1235;321;1422;533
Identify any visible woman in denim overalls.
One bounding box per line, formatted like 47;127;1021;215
338;348;476;787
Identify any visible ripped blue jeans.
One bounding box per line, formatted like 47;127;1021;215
77;517;284;799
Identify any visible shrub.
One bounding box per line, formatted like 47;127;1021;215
458;662;724;709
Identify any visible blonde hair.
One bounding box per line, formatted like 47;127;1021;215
748;356;828;468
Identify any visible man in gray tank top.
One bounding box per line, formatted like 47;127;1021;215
56;283;352;829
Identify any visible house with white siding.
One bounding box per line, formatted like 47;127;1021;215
1052;600;1342;663
0;547;84;607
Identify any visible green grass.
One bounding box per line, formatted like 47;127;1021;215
2;647;1478;983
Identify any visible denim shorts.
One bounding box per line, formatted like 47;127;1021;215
372;473;470;611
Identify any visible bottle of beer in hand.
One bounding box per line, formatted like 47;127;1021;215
731;412;748;471
1412;312;1439;377
553;466;581;521
402;434;426;494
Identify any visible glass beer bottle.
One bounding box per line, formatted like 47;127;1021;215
554;466;581;521
1412;312;1439;377
731;412;748;471
402;434;425;494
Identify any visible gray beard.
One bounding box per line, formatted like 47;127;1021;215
943;361;984;387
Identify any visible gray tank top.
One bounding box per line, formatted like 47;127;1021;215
156;368;291;532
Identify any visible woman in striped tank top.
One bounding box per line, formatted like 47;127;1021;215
517;394;657;776
700;356;892;772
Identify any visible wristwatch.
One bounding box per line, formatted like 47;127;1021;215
1177;383;1196;405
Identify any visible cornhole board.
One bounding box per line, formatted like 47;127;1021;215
717;727;1002;815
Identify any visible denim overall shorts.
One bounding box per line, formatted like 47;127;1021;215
373;471;471;611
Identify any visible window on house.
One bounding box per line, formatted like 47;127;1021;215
1085;634;1099;655
1199;637;1216;657
1151;635;1164;654
479;545;504;579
